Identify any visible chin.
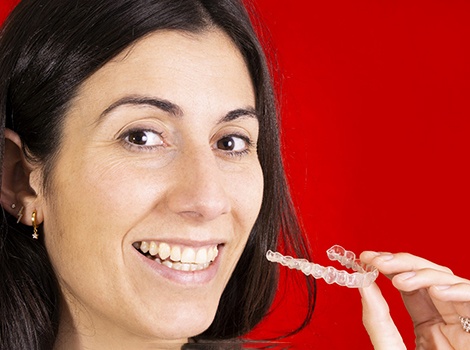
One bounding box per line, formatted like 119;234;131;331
145;302;219;341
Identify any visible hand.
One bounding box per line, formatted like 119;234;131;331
360;282;407;349
360;251;470;350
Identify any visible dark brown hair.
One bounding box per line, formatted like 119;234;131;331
0;1;316;349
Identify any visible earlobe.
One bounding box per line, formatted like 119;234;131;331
0;129;41;222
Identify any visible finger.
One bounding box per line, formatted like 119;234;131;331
430;284;470;325
361;251;386;264
392;270;469;293
440;324;470;350
430;283;470;303
393;272;470;325
359;282;406;350
361;251;454;277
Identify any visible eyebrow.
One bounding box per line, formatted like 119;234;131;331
99;95;183;119
99;95;258;123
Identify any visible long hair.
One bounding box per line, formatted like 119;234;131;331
0;1;316;348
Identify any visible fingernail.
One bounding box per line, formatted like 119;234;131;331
398;271;416;280
433;285;451;291
379;253;394;261
363;251;380;257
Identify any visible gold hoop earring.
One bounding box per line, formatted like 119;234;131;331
31;211;38;240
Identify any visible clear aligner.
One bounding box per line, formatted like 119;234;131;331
266;245;378;288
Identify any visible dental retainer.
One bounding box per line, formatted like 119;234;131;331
266;245;378;288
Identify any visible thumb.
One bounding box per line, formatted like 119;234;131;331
360;282;407;350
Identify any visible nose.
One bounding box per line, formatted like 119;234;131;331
166;148;231;221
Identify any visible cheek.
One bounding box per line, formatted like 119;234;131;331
231;164;264;230
40;160;148;276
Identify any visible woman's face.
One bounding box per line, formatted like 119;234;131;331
37;29;263;346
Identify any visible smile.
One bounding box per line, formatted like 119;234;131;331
133;241;219;272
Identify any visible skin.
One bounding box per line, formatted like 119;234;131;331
360;251;470;349
4;29;264;349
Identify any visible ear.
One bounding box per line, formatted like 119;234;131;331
1;129;44;225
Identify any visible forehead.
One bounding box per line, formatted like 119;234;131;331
73;29;255;116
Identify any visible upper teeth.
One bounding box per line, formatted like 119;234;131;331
134;241;218;265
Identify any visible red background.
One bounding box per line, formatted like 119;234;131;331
1;1;469;348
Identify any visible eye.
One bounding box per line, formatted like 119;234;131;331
215;135;251;154
214;135;253;157
124;129;163;147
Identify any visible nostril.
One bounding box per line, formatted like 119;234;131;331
178;211;204;219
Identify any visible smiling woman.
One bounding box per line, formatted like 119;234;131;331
29;29;265;345
0;0;314;349
3;1;470;349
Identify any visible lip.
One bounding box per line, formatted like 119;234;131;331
132;242;224;286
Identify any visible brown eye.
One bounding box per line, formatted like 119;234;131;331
216;135;249;153
217;136;235;151
125;130;163;147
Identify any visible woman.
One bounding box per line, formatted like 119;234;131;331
0;0;468;349
0;0;314;348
